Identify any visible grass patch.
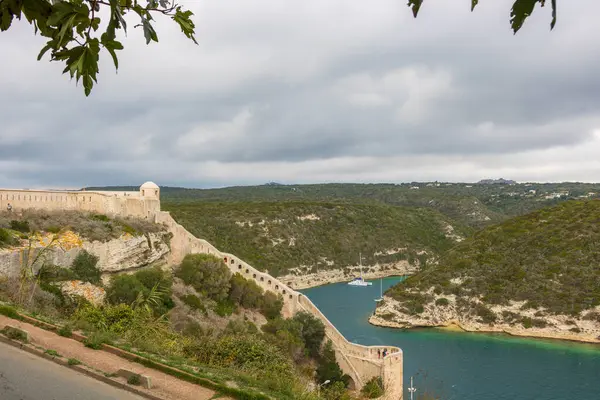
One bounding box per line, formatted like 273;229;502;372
45;349;61;357
68;358;82;366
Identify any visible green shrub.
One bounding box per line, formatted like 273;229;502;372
474;304;497;324
10;220;30;233
74;303;135;334
176;254;231;302
133;267;174;314
435;297;449;306
0;228;18;247
91;214;110;222
45;225;61;234
127;374;142;385
58;324;73;338
292;311;325;358
316;341;350;388
361;376;384;398
1;327;28;342
68;358;82;366
0;304;22;320
106;275;148;306
260;291;283;320
83;330;115;349
71;251;101;284
45;349;61;357
180;294;207;315
215;299;236;317
569;327;582;333
38;264;77;282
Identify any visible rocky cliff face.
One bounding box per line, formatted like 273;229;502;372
278;261;418;289
370;295;600;344
0;231;171;278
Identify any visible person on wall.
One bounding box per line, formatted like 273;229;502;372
6;203;12;212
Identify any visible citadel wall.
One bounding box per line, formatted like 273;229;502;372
0;182;403;398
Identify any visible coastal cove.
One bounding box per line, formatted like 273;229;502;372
300;277;600;400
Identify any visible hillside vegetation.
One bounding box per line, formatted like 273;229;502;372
387;200;600;317
90;182;600;228
0;210;164;245
163;201;467;276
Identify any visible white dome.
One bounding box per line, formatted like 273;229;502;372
140;181;159;190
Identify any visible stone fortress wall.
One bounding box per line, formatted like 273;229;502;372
0;182;404;399
0;182;161;220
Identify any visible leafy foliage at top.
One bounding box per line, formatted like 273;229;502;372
408;0;557;33
0;0;197;96
388;200;600;316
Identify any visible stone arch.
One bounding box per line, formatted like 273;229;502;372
346;376;356;391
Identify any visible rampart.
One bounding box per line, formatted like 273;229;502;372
155;210;404;398
0;183;160;220
0;182;403;399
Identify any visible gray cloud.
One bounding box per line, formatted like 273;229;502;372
1;0;600;188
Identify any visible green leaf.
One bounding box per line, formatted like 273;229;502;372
407;0;424;18
471;0;479;11
140;16;158;44
0;0;24;31
100;32;123;70
510;0;539;33
172;8;197;44
37;41;53;60
550;0;557;30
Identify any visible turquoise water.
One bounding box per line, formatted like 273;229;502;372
300;277;600;400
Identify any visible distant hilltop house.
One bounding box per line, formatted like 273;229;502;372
477;178;517;185
0;181;161;220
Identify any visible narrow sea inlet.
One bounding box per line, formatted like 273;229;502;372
300;277;600;400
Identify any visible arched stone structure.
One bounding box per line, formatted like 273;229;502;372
154;210;404;399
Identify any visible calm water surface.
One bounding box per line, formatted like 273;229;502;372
300;277;600;400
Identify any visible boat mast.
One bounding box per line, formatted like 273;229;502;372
359;252;363;279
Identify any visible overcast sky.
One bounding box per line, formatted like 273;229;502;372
2;0;600;189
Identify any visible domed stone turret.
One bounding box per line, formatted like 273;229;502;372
140;181;160;198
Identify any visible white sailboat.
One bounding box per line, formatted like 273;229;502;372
374;278;383;302
348;253;373;286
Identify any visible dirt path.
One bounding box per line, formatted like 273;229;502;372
0;315;228;400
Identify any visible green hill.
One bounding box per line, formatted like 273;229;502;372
387;200;600;317
90;182;600;228
163;201;468;276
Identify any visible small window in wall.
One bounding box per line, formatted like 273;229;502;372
238;265;242;270
282;290;286;295
275;285;279;290
245;269;249;274
252;274;256;278
268;280;272;285
289;295;293;299
18;195;20;200
155;190;158;195
224;257;228;263
260;277;264;282
89;196;91;202
230;259;235;264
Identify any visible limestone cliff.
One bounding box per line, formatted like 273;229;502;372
279;261;418;290
0;230;171;278
369;295;600;344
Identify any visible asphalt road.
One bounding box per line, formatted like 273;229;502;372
0;341;145;400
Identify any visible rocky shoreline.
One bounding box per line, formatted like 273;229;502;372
277;262;418;290
369;296;600;345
